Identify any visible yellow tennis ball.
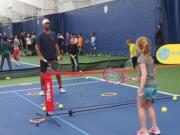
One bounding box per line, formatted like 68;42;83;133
5;77;11;80
79;71;82;72
85;77;89;79
42;106;46;112
58;104;64;109
173;96;177;101
161;107;168;112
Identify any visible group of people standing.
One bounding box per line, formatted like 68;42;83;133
0;32;38;70
35;19;98;95
57;32;96;57
1;18;161;135
0;34;22;70
0;29;96;71
37;18;161;135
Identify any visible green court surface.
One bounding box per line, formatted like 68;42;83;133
0;59;179;134
126;65;180;95
19;55;127;66
0;55;126;85
1;65;180;97
156;66;180;95
1;55;179;96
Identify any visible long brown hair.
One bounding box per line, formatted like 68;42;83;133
136;36;151;61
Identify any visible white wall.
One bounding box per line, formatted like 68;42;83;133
0;0;112;23
57;0;112;13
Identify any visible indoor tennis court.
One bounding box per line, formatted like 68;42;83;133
0;72;180;135
0;0;180;135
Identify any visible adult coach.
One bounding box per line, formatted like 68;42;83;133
35;19;65;96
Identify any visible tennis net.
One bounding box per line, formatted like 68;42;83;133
42;69;173;115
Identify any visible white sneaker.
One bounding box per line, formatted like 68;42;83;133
15;63;21;66
148;127;161;135
59;88;66;93
39;90;44;96
137;129;149;135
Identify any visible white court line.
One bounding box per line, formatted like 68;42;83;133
0;77;85;88
1;76;179;97
11;60;39;67
14;92;90;135
0;80;102;94
89;77;180;97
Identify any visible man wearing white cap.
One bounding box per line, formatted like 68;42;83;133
35;18;65;95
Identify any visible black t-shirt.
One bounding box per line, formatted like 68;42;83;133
68;44;78;55
37;31;58;60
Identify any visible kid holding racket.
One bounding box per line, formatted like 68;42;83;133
136;36;160;135
68;37;79;72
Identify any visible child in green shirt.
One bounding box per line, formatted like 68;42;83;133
0;37;12;70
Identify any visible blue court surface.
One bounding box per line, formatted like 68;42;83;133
0;60;38;70
0;77;180;135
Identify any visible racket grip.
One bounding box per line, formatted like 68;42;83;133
43;59;48;63
131;78;137;80
73;58;78;67
75;61;77;67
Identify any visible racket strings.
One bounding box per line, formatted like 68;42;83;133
104;68;125;83
29;117;45;125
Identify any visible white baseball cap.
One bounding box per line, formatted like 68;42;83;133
42;19;50;25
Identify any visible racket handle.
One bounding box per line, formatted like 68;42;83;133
75;61;77;67
73;58;78;67
131;77;137;81
43;59;48;63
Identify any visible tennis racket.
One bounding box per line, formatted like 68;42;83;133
124;60;132;69
70;56;78;67
103;67;137;84
42;59;61;71
29;117;45;126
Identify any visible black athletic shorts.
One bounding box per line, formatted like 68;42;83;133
40;59;61;73
132;56;137;69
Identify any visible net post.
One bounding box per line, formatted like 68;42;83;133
43;73;54;113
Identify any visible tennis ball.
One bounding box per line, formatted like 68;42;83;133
42;106;46;112
85;77;89;79
173;96;177;101
58;104;64;109
161;107;168;112
79;70;82;72
5;77;11;80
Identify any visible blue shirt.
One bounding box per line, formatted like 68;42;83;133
91;36;96;46
37;31;58;60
